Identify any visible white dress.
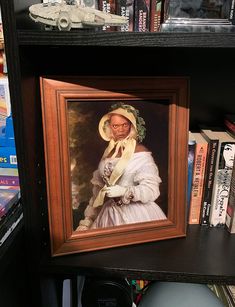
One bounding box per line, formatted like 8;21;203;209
89;151;167;228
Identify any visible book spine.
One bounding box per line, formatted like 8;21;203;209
0;147;17;168
134;0;151;32
0;212;23;247
187;141;196;207
162;0;170;22
0;77;10;117
209;142;235;227
229;0;235;24
0;201;13;218
224;118;235;136
0;190;20;218
0;176;19;186
116;0;134;31
98;0;116;31
200;139;219;225
225;162;235;233
188;142;208;224
150;0;162;32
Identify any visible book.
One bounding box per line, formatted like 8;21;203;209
0;175;19;186
161;0;232;20
0;146;17;168
150;0;162;32
0;114;17;168
0;201;23;246
208;284;235;307
226;285;235;305
229;0;235;24
0;189;20;219
225;162;235;233
162;0;170;22
187;132;196;208
134;0;151;32
0;167;18;176
160;20;235;33
116;0;134;31
0;50;4;75
98;0;116;31
188;132;208;224
200;130;219;226
0;114;16;147
208;131;235;227
224;114;235;137
0;76;11;117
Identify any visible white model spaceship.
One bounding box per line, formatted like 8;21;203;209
29;1;128;30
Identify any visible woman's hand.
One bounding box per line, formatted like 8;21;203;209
105;185;127;198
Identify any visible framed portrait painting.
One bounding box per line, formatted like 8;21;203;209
40;76;189;256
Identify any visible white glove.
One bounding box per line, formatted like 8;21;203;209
105;185;127;198
76;225;89;231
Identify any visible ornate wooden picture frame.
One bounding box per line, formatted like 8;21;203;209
40;76;189;256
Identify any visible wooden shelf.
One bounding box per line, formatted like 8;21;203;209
40;225;235;284
16;30;235;48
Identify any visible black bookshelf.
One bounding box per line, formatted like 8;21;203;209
16;31;235;48
40;225;235;285
0;220;30;307
1;1;235;306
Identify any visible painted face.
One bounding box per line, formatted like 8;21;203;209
223;143;235;168
109;114;131;141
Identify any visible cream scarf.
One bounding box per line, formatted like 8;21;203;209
93;137;136;208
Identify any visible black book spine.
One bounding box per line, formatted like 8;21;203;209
200;139;219;225
134;0;150;32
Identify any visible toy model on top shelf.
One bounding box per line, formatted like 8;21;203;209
28;1;128;30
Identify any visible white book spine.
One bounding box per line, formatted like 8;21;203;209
210;141;235;226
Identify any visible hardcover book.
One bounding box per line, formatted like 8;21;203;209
224;113;235;137
188;132;208;224
0;76;11;117
0;167;18;176
200;130;219;225
0;146;17;168
207;131;235;227
0;189;20;219
134;0;151;32
150;0;162;32
116;0;134;31
187;132;196;208
0;175;19;186
0;201;23;246
225;161;235;233
98;0;116;31
229;0;235;24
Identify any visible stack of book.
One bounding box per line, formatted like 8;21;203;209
0;114;17;169
208;284;235;307
0;188;22;246
187;122;235;230
0;9;21;248
41;0;235;33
